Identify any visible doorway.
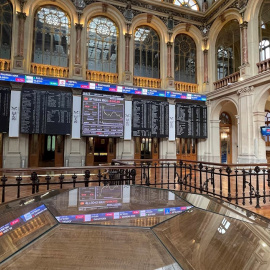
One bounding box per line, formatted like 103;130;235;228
176;138;197;161
134;137;159;160
86;137;116;166
28;134;64;167
219;112;232;164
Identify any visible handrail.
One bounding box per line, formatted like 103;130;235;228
213;71;240;90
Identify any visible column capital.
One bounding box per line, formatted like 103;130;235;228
17;11;27;20
124;94;132;101
167;41;173;47
237;86;254;96
240;21;248;29
10;82;23;91
75;23;83;30
203;49;208;54
167;98;175;105
125;33;132;39
72;89;82;95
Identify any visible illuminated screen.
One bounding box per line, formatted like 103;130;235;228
56;206;193;223
79;186;122;211
82;93;124;137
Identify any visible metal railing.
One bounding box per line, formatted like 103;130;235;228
1;159;270;209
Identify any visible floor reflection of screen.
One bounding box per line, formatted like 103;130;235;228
78;186;123;211
0;205;47;237
56;206;193;223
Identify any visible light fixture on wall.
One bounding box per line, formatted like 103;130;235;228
142;138;146;144
221;132;228;140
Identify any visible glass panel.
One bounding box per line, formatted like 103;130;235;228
134;26;160;78
173;0;199;10
174;34;196;83
216;20;240;79
153;209;270;269
0;202;57;263
32;6;70;67
0;0;12;59
44;186;192;227
176;138;180;155
187;138;191;154
87;16;118;73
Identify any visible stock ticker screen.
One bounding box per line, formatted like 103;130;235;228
82;93;124;137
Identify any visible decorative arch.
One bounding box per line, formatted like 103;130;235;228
259;1;270;61
0;0;13;60
32;5;71;67
254;85;270;112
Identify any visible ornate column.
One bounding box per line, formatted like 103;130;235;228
166;41;174;89
74;23;83;76
237;86;257;163
239;21;250;78
240;21;249;65
204;50;208;83
124;33;132;84
125;33;131;72
14;12;27;69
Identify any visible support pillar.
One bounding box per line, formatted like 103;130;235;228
124;33;132;84
74;23;83;77
239;21;250;78
166;41;174;90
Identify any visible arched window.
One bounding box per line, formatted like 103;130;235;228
259;1;270;61
174;34;196;83
173;0;199;10
0;0;12;59
32;6;70;67
134;26;160;78
219;112;231;124
216;20;240;80
87;16;118;73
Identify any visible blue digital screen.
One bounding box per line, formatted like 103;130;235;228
261;127;270;136
0;72;207;101
55;206;193;223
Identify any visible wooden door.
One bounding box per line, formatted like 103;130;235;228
29;134;40;167
0;133;3;168
151;137;159;160
86;137;94;166
55;135;64;167
107;138;116;164
134;137;141;160
220;126;232;164
176;138;197;161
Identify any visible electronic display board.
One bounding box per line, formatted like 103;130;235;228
132;99;169;137
0;72;207;101
0;86;10;133
79;186;122;210
20;89;72;135
82;93;124;137
56;205;193;223
176;103;207;138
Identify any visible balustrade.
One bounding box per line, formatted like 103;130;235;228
174;81;198;93
133;76;161;88
214;71;240;90
86;70;118;84
0;59;10;71
257;59;270;73
31;63;69;78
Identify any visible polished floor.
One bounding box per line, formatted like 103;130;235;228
0;186;270;269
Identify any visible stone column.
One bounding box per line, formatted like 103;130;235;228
74;23;83;77
204;49;208;83
166;42;174;89
124;33;132;84
14;12;27;69
237;86;257;163
240;21;249;65
209;119;220;163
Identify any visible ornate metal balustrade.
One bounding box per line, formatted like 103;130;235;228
133;76;161;88
0;59;10;71
1;159;270;209
86;70;118;84
174;81;198;93
257;59;270;73
214;71;240;90
31;63;69;78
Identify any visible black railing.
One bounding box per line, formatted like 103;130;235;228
1;159;270;208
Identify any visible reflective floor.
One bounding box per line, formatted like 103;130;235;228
0;186;270;269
